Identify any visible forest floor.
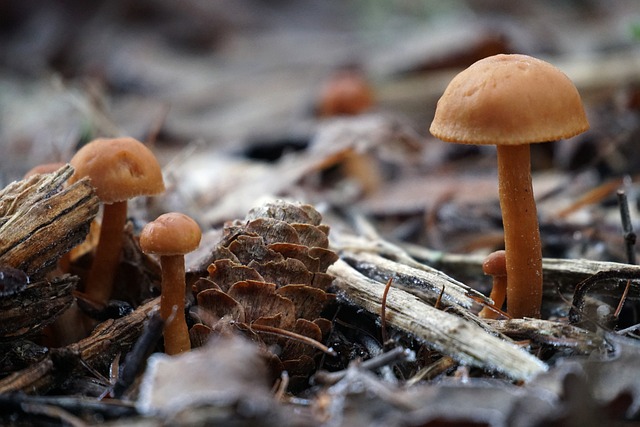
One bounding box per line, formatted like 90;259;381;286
2;1;640;426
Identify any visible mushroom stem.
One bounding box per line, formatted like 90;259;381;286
478;250;508;319
85;200;127;305
159;254;190;355
496;144;543;318
479;277;507;319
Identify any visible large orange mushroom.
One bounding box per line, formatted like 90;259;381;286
430;54;589;318
69;137;165;307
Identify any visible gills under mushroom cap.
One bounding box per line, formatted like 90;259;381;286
430;54;590;145
69;137;165;203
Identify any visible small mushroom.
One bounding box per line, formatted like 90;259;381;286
317;67;374;117
478;250;507;319
140;212;202;355
23;162;66;179
69;137;165;306
430;54;589;318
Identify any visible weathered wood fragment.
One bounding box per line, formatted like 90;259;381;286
329;259;547;381
0;164;99;279
0;276;77;339
0;297;159;394
403;243;640;297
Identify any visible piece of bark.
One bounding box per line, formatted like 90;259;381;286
485;318;606;355
0;164;99;279
329;259;547;382
0;275;77;339
403;243;640;297
0;297;159;394
340;251;487;311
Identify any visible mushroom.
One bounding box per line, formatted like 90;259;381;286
23;162;66;179
68;137;165;306
140;212;202;355
430;54;589;318
478;250;507;319
317;67;374;117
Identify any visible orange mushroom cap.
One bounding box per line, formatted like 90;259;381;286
482;250;507;277
69;137;165;203
318;69;374;117
24;162;66;179
140;212;202;256
430;54;589;145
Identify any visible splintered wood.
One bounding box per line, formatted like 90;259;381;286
0;164;99;279
0;276;78;339
329;259;548;381
0;297;159;394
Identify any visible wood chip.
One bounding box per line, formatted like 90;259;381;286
329;259;547;381
0;164;99;279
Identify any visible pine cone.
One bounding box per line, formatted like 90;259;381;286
190;200;338;386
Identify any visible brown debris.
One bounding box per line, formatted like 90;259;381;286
0;276;77;339
0;297;159;395
0;164;99;279
190;200;339;385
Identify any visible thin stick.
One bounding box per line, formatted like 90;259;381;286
245;323;337;356
617;189;636;264
569;270;640;324
111;311;164;399
614;279;632;320
312;346;410;385
20;403;87;427
435;285;445;310
380;277;393;344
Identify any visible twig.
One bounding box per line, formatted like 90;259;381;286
329;259;547;381
613;279;632;320
485;318;606;354
19;402;87;427
555;177;622;218
244;322;337;356
339;250;488;310
402;242;640;294
272;371;289;402
0;394;137;422
0;297;159;394
615;322;640;335
380;277;393;344
406;356;456;386
569;270;640;324
434;285;445;310
111;310;164;399
312;346;411;385
617;189;636;264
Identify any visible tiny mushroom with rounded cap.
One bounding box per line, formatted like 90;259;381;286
478;250;507;319
140;212;201;355
23;162;66;179
68;137;165;307
430;54;589;318
318;68;375;117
